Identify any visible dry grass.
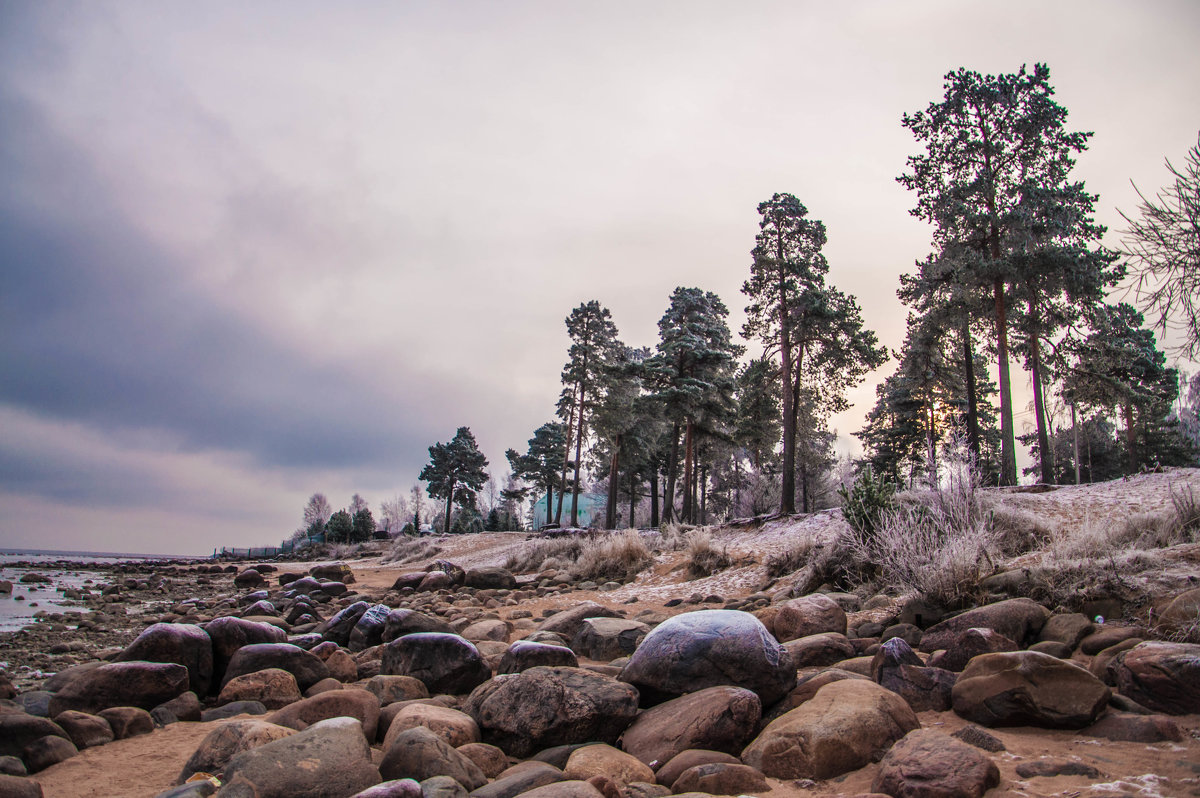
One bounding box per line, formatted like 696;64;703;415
503;536;586;573
383;537;442;564
568;530;653;584
685;531;733;580
765;538;818;580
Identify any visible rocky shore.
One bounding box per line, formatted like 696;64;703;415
2;478;1200;798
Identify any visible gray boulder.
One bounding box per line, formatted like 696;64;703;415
221;643;330;692
220;716;380;797
115;623;214;696
380;633;491;695
48;662;189;716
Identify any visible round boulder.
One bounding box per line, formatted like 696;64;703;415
221;716;379;798
465;666;640;758
178;719;296;783
48;661;189;716
618;685;760;768
618;610;795;706
53;710;114;750
382;609;458;642
872;728;1000;798
265;687;381;741
919;598;1049;652
572;619;650;662
1109;641;1200;715
773;594;848;642
378;725;486;790
203;617;287;686
951;650;1111;728
218;668;302;710
221;642;330;692
564;744;654;786
115;623;214;696
498;641;578;674
380;633;491;695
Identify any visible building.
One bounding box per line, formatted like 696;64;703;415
530;492;605;529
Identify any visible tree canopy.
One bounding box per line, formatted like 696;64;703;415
420;426;490;535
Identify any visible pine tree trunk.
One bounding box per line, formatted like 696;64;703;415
555;407;574;525
927;400;937;488
571;375;587;527
545;485;553;529
650;469;659;528
700;464;708;525
681;419;695;523
605;435;621;529
993;278;1017;485
962;318;980;459
443;479;455;536
629;470;637;529
778;272;797;515
1029;332;1054;484
663;423;681;523
1070;401;1080;485
1125;399;1136;474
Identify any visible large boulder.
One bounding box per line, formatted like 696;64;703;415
1158;587;1200;635
218;668;302;710
381;610;458;642
465;666;640;758
618;610;795;706
951;651;1111;728
871;638;956;712
178;719;297;782
378;726;486;789
468;761;565;798
740;679;918;780
772;594;848;642
361;675;429;705
1109;641;1200;715
310;562;355;583
48;662;188;716
464;567;518;590
872;728;1000;798
919;598;1050;652
572;619;650;662
927;627;1020;673
203;617;287;687
265;687;381;741
0;713;70;759
22;734;78;773
115;623;214;696
1038;613;1095;650
669;762;769;796
220;716;380;797
563;744;654;786
618;686;760;768
654;750;741;789
382;704;480;750
783;632;856;668
221;643;330;692
53;710;114;750
498;641;578;674
380;633;491;695
536;602;623;643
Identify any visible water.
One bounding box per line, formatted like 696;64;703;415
0;548;204;633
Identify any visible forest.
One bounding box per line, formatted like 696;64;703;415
299;64;1200;543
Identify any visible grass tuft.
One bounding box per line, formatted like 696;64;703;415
685;531;732;579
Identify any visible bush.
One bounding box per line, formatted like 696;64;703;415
837;466;896;543
685;531;732;579
569;530;652;584
383;537;441;564
504;536;586;573
765;539;817;579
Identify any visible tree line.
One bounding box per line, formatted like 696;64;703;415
296;63;1199;538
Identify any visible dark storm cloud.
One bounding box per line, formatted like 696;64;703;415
0;87;428;483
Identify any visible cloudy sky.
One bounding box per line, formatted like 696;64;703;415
1;2;1197;555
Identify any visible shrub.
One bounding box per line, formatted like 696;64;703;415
383;537;441;564
765;539;817;579
837;466;896;543
504;536;586;573
685;531;732;579
569;530;653;584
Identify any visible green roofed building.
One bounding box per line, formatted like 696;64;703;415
531;492;605;529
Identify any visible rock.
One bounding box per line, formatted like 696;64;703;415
465;666;639;758
310;563;355;583
1083;711;1185;743
234;569;266;588
218;668;302;710
773;594;848;642
461;620;512;644
352;780;423;798
221;642;330;692
379;726;486;789
871;638;956;712
380;633;491;695
1109;641;1200;715
1079;625;1144;655
950;725;1005;752
220;716;380;798
618;686;760;768
203;617;287;686
468;762;565;798
564;744;654;786
919;598;1050;652
1038;613;1094;650
880;623;923;648
456;742;508;779
42;662;104;693
617;610;795;706
0;773;42;798
740;679;918;780
323;648;359;683
1091;638;1144;683
670;763;768;796
571;619;649;662
53;710;114;749
509;782;604;798
305;678;344;697
927;627;1020;672
48;661;189;715
22;734;78;772
497;642;578;674
764;668;871;723
653;750;740;788
0;756;28;775
382;610;458;642
115;623;214;696
96;707;153;739
266;687;381;740
15;692;51;717
390;573;426;592
318;601;371;647
349;604;394;652
419;572;458;592
201;701;268;721
362;675;430;704
383;703;480;749
1015;759;1102;779
872;729;999;798
536;602;623;643
783;632;856;668
1159;587;1200;634
156;691;203;722
422;775;469;798
179;719;296;782
951;651;1110;728
1028;641;1072;658
465;568;518;590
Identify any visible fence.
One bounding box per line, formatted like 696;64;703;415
213;539;297;559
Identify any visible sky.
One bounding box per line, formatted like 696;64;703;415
1;1;1197;555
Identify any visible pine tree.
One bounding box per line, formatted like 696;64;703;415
419;427;490;535
505;422;567;530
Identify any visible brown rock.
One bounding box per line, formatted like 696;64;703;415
218;668;302;710
763;668;870;724
1079;625;1143;655
783;632;856;668
670;763;769;796
872;728;999;798
773;594;848;642
927;627;1019;672
572;619;650;662
740;679;918;780
362;674;430;704
22;735;77;773
618;685;760;768
951;651;1110;728
221;716;380;798
382;703;480;750
46;711;112;750
1110;641;1200;715
0;773;43;798
266;687;381;740
1091;638;1144;684
1038;613;1094;650
0;715;69;759
653;750;741;788
456;742;509;779
513;781;605;798
114;623;214;696
47;662;189;716
378;725;486;789
96;707;153;739
564;743;655;786
178;719;296;782
1083;711;1185;743
536;602;624;643
919;599;1049;652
